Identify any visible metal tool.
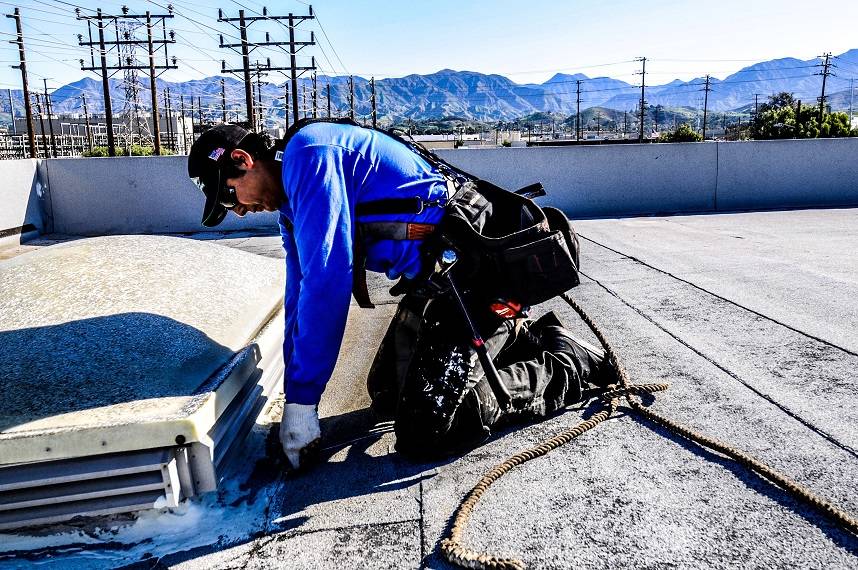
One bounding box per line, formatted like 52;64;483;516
440;250;513;411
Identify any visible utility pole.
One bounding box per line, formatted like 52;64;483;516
81;93;92;151
238;11;251;128
575;79;582;141
146;11;161;154
42;79;57;157
370;77;377;128
255;62;265;128
312;71;318;118
163;88;172;151
850;78;854;130
221;77;227;122
260;79;266;128
326;82;331;117
34;94;48;157
219;8;314;128
348;75;355;120
301;83;306;118
635;56;647;142
283;83;289;127
179;95;187;152
92;9;113;155
816;52;834;123
702;74;711;140
796;99;802;137
7;8;36;158
7;89;15;135
256;74;265;130
754;93;760;118
79;8;176;155
654;104;660;133
189;97;196;144
287;10;315;123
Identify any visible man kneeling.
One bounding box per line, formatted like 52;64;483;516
187;120;611;467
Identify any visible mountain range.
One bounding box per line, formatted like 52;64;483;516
3;50;857;124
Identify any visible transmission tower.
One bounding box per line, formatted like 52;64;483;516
77;7;177;156
118;19;149;149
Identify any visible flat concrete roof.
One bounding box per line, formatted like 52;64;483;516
2;208;857;569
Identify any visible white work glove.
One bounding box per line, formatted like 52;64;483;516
279;403;321;470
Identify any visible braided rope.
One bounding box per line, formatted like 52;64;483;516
439;292;858;570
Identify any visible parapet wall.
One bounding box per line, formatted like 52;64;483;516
3;138;857;238
42;156;278;236
0;159;43;245
436;138;858;217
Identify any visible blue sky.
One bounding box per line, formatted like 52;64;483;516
0;0;856;94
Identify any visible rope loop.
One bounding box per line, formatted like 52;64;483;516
440;292;858;570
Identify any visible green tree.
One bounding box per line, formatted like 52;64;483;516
658;122;702;142
751;92;857;140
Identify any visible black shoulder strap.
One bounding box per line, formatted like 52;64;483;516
278;116;476;187
280;117;361;147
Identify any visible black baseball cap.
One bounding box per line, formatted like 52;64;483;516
188;124;252;227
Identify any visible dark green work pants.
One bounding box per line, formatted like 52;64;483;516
366;292;609;457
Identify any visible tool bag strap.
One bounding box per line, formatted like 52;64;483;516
352;229;375;309
279;117;476;189
355;196;446;216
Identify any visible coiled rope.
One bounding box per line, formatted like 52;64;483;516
439;292;858;570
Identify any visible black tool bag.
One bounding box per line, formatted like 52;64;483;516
438;178;581;307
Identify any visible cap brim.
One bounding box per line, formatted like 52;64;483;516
200;171;228;228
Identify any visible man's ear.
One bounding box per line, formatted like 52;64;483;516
229;149;254;171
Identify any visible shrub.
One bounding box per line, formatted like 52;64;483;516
658;123;702;143
82;146;109;157
82;145;172;157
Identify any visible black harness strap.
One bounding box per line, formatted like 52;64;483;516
277;118;460;309
352;228;375;309
356;196;446;216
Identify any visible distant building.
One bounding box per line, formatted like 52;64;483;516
12;112;193;155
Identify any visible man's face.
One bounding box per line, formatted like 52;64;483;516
224;149;283;217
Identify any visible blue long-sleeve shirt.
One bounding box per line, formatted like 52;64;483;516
277;123;448;405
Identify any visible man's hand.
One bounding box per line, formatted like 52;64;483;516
279;403;321;470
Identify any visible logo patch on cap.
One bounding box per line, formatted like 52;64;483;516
208;147;226;161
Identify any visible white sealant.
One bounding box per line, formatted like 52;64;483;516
0;425;281;569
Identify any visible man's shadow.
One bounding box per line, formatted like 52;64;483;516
247;406;450;534
125;389;858;569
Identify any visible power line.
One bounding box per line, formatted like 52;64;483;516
219;0;341;88
310;5;347;75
